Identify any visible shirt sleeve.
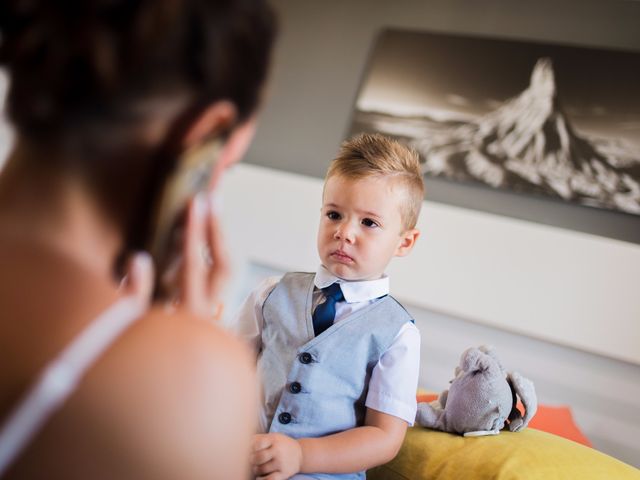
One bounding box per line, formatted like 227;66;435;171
229;275;281;354
365;322;421;425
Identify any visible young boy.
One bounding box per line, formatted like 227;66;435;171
233;133;424;479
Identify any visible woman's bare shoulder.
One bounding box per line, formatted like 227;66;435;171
113;305;254;373
62;307;256;479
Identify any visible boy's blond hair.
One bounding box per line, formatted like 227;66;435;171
326;133;424;230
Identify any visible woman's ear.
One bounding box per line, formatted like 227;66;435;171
395;228;420;257
182;100;237;148
181;99;258;190
208;116;257;190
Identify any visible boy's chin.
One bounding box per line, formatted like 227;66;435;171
326;264;382;282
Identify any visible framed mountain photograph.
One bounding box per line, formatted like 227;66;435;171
348;29;640;215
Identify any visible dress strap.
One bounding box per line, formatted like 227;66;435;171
0;297;145;476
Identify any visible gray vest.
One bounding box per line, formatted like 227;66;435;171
259;272;412;479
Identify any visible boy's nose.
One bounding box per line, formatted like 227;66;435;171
334;224;355;243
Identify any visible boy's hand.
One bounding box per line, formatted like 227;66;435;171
251;432;303;480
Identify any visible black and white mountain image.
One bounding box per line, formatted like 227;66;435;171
351;58;640;215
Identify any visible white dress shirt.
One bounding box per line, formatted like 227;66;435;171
232;265;420;425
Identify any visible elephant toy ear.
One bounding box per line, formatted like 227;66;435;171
507;371;538;432
478;345;506;374
459;347;484;373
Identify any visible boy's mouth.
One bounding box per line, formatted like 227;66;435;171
331;249;354;263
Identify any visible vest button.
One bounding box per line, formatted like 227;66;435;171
289;382;302;394
278;412;292;424
299;352;312;364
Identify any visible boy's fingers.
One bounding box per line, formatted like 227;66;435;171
256;473;283;480
253;458;279;477
249;447;273;466
252;433;273;451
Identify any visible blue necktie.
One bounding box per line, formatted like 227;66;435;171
312;283;344;336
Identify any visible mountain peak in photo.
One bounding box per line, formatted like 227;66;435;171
405;57;640;214
530;57;556;101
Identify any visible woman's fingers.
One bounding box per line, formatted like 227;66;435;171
179;191;229;320
119;251;154;307
182;193;209;314
205;192;230;314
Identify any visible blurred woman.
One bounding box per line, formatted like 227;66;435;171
0;1;276;478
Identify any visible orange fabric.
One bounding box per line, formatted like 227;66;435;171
416;393;438;403
416;393;592;447
527;403;592;446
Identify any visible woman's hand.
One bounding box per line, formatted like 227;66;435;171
118;251;154;308
179;191;230;320
120;191;229;321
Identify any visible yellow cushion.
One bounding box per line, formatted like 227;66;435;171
368;427;640;480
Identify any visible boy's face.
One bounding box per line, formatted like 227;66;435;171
317;174;419;281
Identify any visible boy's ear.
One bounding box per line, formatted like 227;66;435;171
395;228;420;257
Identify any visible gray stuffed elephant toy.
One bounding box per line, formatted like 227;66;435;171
416;346;537;436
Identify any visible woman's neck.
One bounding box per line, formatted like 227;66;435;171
0;143;123;281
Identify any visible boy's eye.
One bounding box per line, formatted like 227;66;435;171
362;218;379;228
326;211;341;220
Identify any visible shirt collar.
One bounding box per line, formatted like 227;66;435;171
314;265;389;303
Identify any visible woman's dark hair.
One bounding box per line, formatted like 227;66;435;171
0;0;276;141
0;0;276;260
